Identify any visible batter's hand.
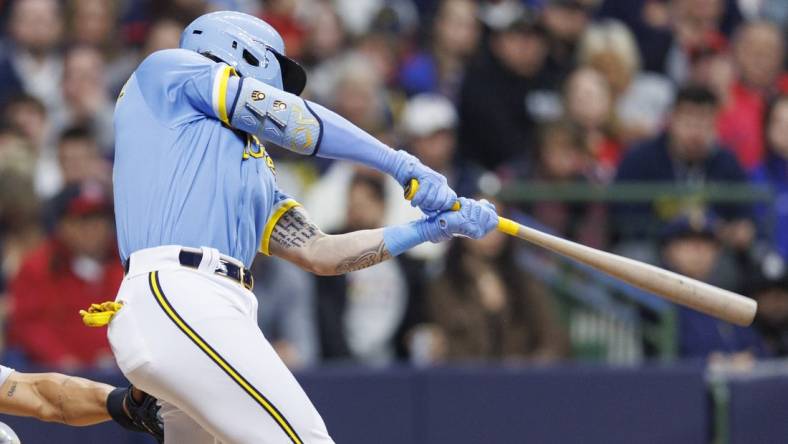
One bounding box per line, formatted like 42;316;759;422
392;151;457;213
419;198;498;243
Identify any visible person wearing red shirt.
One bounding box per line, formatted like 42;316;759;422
717;20;787;170
8;181;122;370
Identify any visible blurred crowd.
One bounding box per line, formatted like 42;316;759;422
0;0;787;373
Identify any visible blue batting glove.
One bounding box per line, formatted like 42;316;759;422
420;198;499;243
391;151;457;213
383;198;498;256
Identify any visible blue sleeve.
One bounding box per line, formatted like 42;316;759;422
134;49;240;126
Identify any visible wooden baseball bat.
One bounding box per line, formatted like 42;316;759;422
404;179;757;326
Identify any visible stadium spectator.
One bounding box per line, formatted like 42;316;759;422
751;94;788;260
399;0;480;99
527;120;608;249
659;213;767;360
748;253;788;357
67;0;118;50
301;0;347;70
56;127;111;195
329;53;390;134
262;0;307;61
52;46;115;153
107;17;185;97
562;66;621;180
541;0;595;81
2;94;61;197
614;85;754;250
577;19;674;143
400;94;483;205
7;182;121;370
0;0;64;109
666;0;730;82
0;173;40;298
458;9;552;172
354;29;403;91
250;255;319;369
142;18;186;57
3;94;50;157
685;31;734;104
389;93;484;259
303;54;404;233
717;20;787;170
738;0;788;27
0;0;782;373
150;0;209;25
422;213;568;363
316;174;410;365
0;127;43;294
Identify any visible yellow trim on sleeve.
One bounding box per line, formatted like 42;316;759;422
217;65;237;125
259;199;301;255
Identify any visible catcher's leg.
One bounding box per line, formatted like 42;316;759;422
109;254;333;444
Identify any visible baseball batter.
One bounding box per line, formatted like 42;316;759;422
109;11;498;443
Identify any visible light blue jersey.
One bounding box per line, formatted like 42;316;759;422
113;49;297;267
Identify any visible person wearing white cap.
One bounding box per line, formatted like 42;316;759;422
304;94;485;260
390;94;487;259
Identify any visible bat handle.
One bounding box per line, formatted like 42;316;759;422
403;178;520;235
404;178;461;211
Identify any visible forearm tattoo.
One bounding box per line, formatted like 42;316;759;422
271;207;320;249
5;382;16;398
335;239;391;274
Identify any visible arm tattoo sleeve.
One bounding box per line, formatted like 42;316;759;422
271;207;320;250
335;239;391;274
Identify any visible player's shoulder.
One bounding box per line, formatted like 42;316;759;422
135;49;214;87
139;48;211;71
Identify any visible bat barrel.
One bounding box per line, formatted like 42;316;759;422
507;220;757;327
403;178;757;326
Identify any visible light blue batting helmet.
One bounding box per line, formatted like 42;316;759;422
180;11;307;95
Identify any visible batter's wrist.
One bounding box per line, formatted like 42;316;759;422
383;221;430;256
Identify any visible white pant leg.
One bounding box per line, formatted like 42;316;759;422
108;247;333;444
159;401;218;444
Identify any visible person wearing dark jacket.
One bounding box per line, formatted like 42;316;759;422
614;85;754;249
423;214;568;363
659;214;767;360
316;174;412;365
457;10;554;172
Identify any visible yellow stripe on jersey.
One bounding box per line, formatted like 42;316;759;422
148;272;303;444
259;199;300;256
217;65;237;125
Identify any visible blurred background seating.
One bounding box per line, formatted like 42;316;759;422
0;0;786;441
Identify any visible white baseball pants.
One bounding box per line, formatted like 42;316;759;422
107;246;334;444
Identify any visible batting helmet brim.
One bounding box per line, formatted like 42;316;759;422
273;50;307;96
